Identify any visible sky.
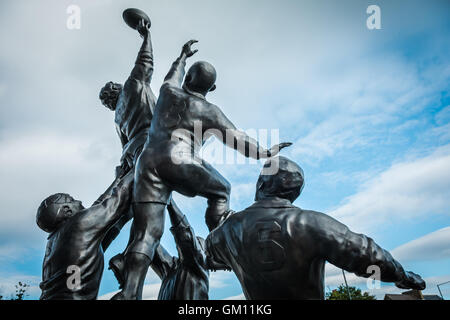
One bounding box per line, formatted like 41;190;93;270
0;0;449;300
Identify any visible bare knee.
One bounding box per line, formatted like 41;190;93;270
147;222;164;241
129;202;166;254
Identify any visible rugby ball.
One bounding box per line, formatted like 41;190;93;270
122;8;151;30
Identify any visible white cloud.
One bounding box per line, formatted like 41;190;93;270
325;263;342;278
0;130;119;252
286;40;449;164
210;271;234;289
0;244;31;263
291;115;376;162
0;274;41;300
391;226;450;262
230;183;255;206
289;64;446;163
223;293;245;300
325;268;366;288
328;144;450;232
435;105;450;126
427;123;450;143
141;283;162;300
0;83;6;98
145;269;163;284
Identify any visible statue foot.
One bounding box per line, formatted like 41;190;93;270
109;253;125;289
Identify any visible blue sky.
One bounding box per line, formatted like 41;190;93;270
0;0;449;300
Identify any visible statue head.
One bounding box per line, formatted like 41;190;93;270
255;156;305;203
99;81;123;111
184;61;217;96
36;193;85;233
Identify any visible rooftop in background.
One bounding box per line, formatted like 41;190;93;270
384;290;443;300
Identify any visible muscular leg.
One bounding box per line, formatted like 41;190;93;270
111;252;149;300
159;159;231;231
112;202;166;300
112;149;231;299
187;160;231;231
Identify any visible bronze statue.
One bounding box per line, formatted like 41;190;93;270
37;7;428;301
111;200;229;300
150;200;210;300
37;172;133;300
111;40;291;299
99;13;155;251
206;156;426;299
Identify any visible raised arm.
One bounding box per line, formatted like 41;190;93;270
115;124;129;149
162;40;198;88
91;174;122;206
150;245;177;280
78;170;133;237
129;19;154;83
206;105;291;159
167;200;207;269
91;160;131;206
304;211;425;290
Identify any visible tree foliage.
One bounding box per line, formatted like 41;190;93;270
14;282;30;300
326;284;376;300
0;282;30;300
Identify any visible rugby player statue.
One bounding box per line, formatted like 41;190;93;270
206;156;426;299
98;9;156;251
36;8;426;301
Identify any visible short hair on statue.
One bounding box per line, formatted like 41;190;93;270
185;61;217;93
99;81;123;111
255;156;305;203
36;193;68;233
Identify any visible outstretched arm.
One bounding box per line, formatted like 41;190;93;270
167;200;207;269
162;40;198;88
112;125;131;179
304;211;425;290
91;160;131;206
78;171;133;237
129;19;154;83
206;105;291;159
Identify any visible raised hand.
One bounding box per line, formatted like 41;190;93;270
264;142;292;158
395;271;426;290
137;18;151;38
182;40;199;58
